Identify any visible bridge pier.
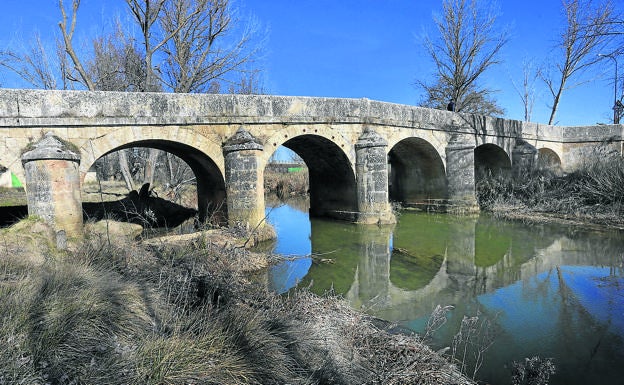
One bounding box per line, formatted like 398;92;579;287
21;132;83;243
355;127;396;224
223;127;268;232
445;133;480;214
512;139;538;177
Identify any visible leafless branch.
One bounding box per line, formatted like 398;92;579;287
418;0;508;116
58;0;95;90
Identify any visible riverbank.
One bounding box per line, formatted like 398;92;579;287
485;203;624;231
477;153;624;232
0;218;473;385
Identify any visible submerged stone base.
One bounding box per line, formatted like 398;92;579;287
356;210;397;225
445;199;480;215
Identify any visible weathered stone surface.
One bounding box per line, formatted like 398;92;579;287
512;139;538;177
223;128;266;229
21;133;83;240
21;132;80;161
445;133;479;213
356;127;395;224
223;126;263;153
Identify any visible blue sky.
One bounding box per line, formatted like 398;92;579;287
0;0;621;126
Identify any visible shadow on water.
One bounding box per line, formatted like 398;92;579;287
260;199;624;385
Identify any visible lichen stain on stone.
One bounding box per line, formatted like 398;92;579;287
286;99;307;116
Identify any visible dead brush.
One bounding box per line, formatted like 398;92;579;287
264;168;309;198
477;154;624;227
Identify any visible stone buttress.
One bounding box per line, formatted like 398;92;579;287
355;127;396;224
21;132;83;243
445;133;480;214
223;127;267;230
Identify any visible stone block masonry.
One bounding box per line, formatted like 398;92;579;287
21;132;82;242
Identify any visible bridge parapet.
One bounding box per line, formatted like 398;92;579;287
0;89;528;138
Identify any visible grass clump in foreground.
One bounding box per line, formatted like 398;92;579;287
476;151;624;228
0;220;472;385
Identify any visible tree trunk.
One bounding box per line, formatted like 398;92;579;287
118;149;135;191
143;148;161;186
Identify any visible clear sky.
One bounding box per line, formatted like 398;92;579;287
0;0;621;126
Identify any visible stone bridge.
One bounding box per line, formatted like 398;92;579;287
0;89;622;237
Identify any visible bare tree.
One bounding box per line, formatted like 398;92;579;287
511;59;541;122
542;0;616;125
0;33;60;90
418;0;508;116
158;0;261;93
87;22;148;92
59;0;95;90
2;0;263;195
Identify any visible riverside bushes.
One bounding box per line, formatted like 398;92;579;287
0;221;473;385
264;169;309;198
476;153;624;227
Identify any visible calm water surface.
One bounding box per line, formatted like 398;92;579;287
261;199;624;385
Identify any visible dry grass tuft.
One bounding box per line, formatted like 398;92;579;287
0;219;473;385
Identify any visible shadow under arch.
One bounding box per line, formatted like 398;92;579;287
277;134;357;220
537;147;562;172
474;143;511;178
85;139;226;224
388;137;448;207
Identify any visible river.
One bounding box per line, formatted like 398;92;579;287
260;198;624;385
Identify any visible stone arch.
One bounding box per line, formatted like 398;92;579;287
259;126;355;173
386;131;448;169
537;147;562;172
82;128;226;223
266;133;357;220
81;126;224;176
474;143;512;179
388;137;448;206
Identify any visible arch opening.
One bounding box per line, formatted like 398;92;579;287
388;137;448;209
265;146;308;200
474;144;512;179
0;164;27;227
85;140;226;228
269;135;357;220
537;148;562;173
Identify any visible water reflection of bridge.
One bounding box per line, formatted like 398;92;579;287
304;214;624;322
